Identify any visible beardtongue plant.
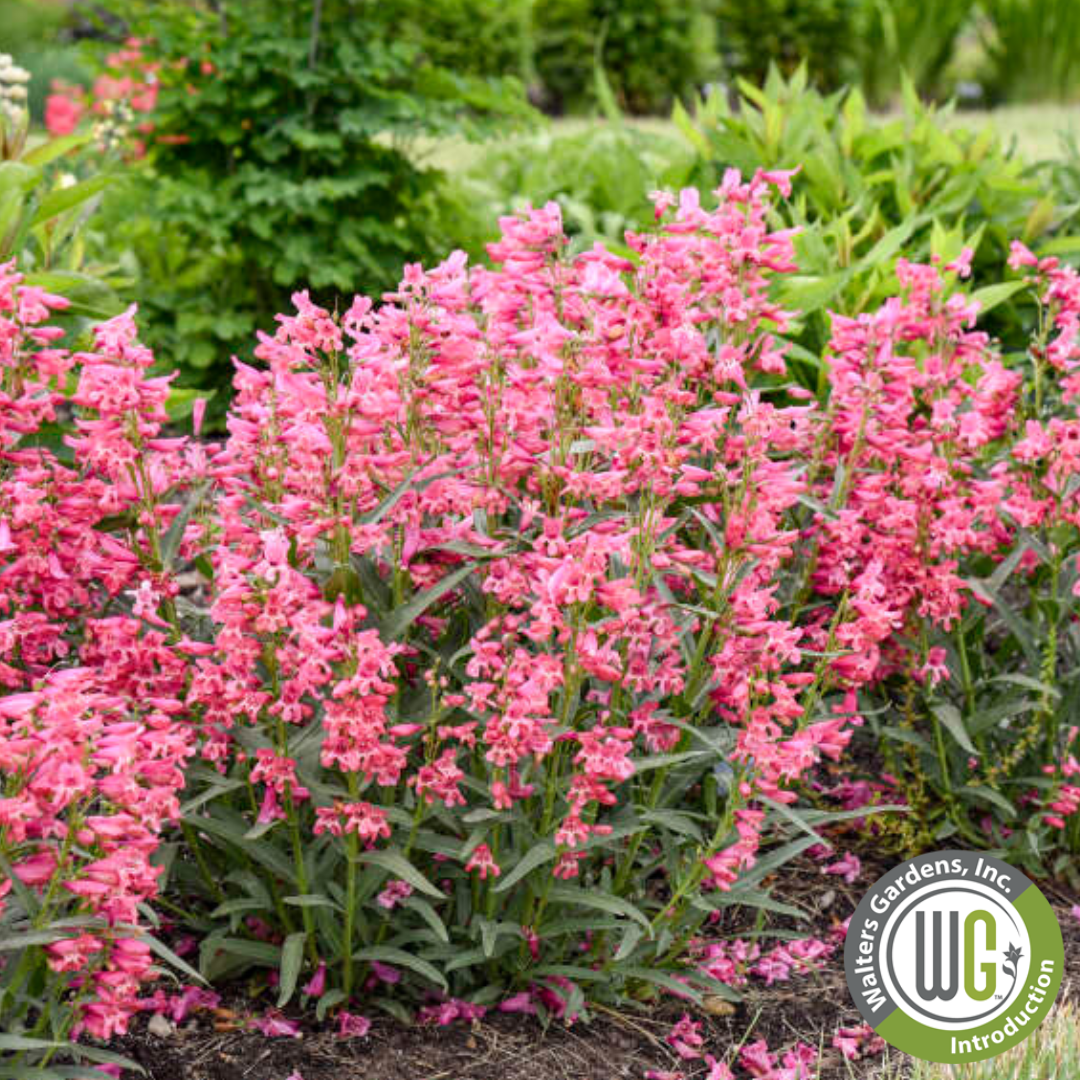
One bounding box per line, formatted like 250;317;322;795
173;170;876;1018
1;167;1080;1072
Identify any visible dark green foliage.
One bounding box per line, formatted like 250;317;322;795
90;0;531;397
394;0;531;85
714;0;865;92
982;0;1080;103
858;0;974;105
532;0;718;115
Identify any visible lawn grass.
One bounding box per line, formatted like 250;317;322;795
412;103;1080;176
877;1003;1080;1080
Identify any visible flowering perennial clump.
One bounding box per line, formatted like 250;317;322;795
1;171;1079;1067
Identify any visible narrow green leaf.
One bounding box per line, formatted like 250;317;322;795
353;945;447;991
32;174;112;224
277;931;307;1006
22;134;91;168
356;847;444;899
402;896;449;943
492;840;556;894
623;965;702;1003
547;886;651;933
160;480;210;569
145;930;208;985
971;280;1028;314
932;702;977;755
378;562;476;641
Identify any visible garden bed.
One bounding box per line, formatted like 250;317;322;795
113;854;1080;1080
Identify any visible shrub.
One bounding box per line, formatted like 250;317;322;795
851;243;1080;877
858;0;974;106
532;0;717;115
714;0;865;93
981;0;1080;103
394;0;531;86
80;0;532;398
0;175;894;1059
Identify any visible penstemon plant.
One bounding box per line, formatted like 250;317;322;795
2;169;1080;1067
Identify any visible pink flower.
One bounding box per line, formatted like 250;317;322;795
302;961;326;998
338;1011;371;1038
823;852;861;884
464;843;501;879
252;1012;301;1037
666;1014;704;1060
45;92;84;135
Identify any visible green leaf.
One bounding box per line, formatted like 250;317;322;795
623;965;702;1003
206;937;281;968
284;894;343;912
277;931;307;1006
971;280;1028;314
962;577;1040;667
22;134;91;168
32;174;113;225
736;835;821;889
547;887;651;934
378;562;476;641
614;924;643;962
959;785;1018;819
356;847;444;899
931;702;977;755
353;945;447;991
492;840;556;894
160;481;210;569
145;929;208;985
0;928;68;951
402;896;449;943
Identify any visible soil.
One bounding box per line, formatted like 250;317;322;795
111;853;1080;1080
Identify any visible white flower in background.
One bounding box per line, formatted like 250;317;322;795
0;53;31;133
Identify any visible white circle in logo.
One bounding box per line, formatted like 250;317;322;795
879;878;1031;1030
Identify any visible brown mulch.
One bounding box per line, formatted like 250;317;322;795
112;855;1080;1080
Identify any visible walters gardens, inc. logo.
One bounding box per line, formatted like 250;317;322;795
844;850;1065;1063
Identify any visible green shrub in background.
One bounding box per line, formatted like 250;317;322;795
859;0;975;106
981;0;1080;103
678;67;1075;384
395;0;531;87
532;0;717;115
88;0;532;400
714;0;866;93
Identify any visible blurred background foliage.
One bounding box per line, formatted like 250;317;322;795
2;0;1080;404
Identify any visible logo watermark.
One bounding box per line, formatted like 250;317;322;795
844;850;1064;1063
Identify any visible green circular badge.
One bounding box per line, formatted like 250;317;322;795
844;850;1064;1063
